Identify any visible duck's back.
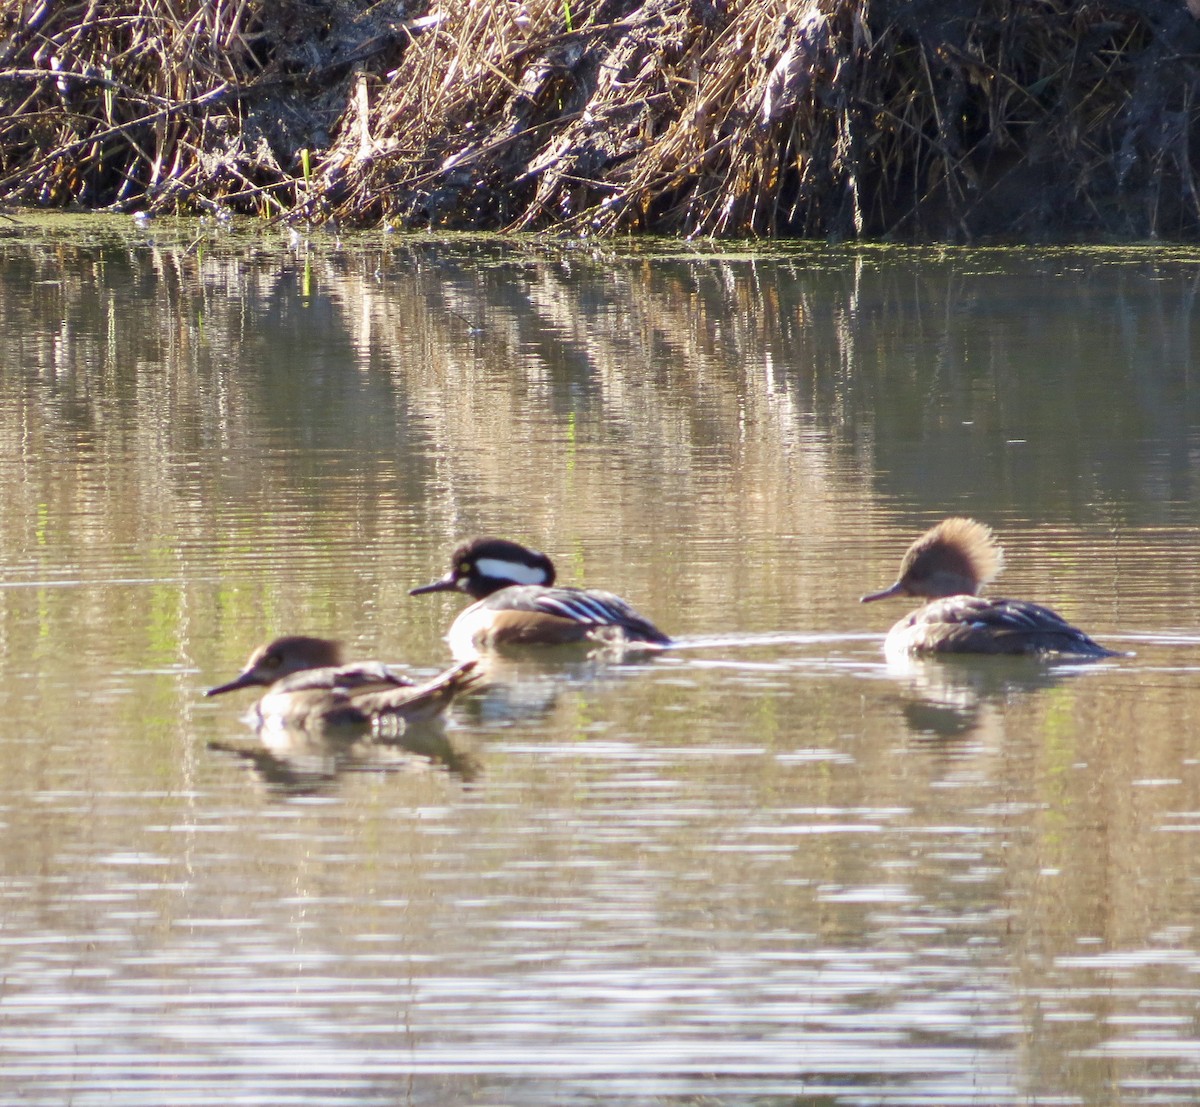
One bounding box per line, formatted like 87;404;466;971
887;595;1117;658
452;584;670;654
269;662;414;695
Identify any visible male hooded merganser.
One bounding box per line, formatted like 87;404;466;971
206;635;480;729
860;517;1118;657
409;537;670;657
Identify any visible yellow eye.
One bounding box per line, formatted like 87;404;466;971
458;561;472;575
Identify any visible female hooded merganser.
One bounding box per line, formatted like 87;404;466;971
860;517;1118;657
206;636;480;729
409;537;671;658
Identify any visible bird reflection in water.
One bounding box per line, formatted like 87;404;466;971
884;650;1092;764
205;636;484;794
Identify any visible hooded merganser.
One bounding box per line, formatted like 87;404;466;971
409;537;671;657
860;517;1118;657
206;635;480;729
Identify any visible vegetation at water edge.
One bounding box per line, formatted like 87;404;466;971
3;0;1200;239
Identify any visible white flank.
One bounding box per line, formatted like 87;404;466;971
446;604;492;660
475;557;548;585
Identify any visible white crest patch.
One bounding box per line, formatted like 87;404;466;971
475;557;548;586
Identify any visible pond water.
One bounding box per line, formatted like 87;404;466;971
1;215;1200;1105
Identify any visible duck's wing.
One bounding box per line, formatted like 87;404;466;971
914;596;1116;656
354;659;484;723
271;662;415;695
492;586;670;645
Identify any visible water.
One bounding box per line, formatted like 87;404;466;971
1;216;1200;1104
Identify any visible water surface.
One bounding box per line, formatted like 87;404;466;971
1;216;1199;1104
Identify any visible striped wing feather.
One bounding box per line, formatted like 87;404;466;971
905;596;1112;656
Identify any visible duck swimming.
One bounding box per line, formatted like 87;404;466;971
410;537;670;658
206;636;481;729
860;517;1118;658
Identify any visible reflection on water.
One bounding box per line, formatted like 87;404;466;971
210;716;482;795
884;652;1105;742
1;216;1200;1104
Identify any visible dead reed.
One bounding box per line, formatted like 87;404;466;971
2;0;1199;239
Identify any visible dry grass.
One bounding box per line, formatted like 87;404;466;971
2;0;1199;238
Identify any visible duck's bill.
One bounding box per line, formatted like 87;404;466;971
860;581;905;604
206;671;260;696
409;574;459;596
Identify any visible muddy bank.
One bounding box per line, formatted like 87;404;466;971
3;0;1200;241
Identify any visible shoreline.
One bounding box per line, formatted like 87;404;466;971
4;0;1200;241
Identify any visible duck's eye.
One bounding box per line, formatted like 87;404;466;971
458;561;472;575
264;653;281;669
